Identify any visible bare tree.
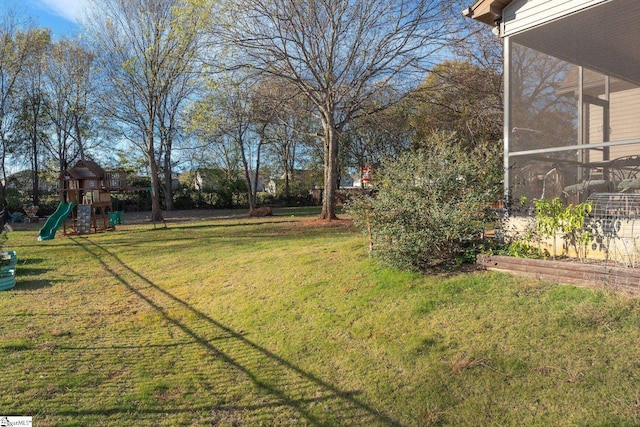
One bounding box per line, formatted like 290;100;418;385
341;98;414;179
12;28;50;206
43;38;98;172
222;0;450;219
0;10;39;202
86;0;209;221
156;61;198;211
190;73;267;212
252;77;317;200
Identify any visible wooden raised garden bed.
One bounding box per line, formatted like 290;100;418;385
477;254;640;293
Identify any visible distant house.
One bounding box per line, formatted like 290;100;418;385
267;169;321;195
346;167;372;189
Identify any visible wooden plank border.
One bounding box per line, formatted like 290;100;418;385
477;254;640;293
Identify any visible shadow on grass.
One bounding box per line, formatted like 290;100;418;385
5;258;55;291
132;219;296;233
15;266;52;278
13;279;54;291
70;237;401;426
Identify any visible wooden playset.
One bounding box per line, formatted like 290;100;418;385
58;160;129;235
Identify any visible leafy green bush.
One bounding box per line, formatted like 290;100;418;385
534;198;592;260
347;132;502;271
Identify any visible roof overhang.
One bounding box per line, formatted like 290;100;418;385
462;0;514;26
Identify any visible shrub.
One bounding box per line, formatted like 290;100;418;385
347;131;502;271
534;198;593;260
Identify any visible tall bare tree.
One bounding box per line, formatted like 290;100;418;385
251;77;317;200
156;59;198;211
340;98;414;179
43;38;97;172
86;0;209;221
0;10;39;202
12;28;50;206
222;0;450;219
190;73;266;212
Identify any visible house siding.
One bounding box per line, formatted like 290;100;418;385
608;88;640;159
585;87;640;160
610;89;640;148
502;0;609;36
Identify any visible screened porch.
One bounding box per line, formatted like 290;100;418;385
504;0;640;214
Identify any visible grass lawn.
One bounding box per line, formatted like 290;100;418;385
1;208;639;426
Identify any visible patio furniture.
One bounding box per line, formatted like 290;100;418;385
563;177;613;204
609;155;640;192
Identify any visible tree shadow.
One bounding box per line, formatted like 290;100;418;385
70;237;402;426
13;279;55;291
15;267;52;278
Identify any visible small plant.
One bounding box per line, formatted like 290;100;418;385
534;198;565;258
346;194;375;253
534;198;593;261
505;238;548;259
499;220;549;259
561;202;593;261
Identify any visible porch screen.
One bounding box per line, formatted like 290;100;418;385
507;42;640;211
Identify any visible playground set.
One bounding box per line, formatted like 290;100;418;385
38;160;134;241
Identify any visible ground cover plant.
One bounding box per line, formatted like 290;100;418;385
0;209;639;426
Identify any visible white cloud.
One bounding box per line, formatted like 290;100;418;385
36;0;90;23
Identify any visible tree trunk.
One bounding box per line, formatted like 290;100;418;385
253;158;260;206
1;132;7;205
146;129;164;223
320;120;339;220
163;149;174;211
241;156;255;213
284;169;290;200
75;118;85;161
148;158;164;223
31;127;40;206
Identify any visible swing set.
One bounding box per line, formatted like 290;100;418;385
107;198;124;226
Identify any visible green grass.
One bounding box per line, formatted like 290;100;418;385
1;210;639;426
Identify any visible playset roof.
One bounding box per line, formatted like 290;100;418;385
61;160;106;180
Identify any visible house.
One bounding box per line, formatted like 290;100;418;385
267;169;321;196
465;0;640;261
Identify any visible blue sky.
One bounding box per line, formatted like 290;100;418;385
0;0;90;36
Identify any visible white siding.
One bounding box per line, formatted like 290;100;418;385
502;0;609;36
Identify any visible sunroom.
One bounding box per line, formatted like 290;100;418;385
465;0;640;218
